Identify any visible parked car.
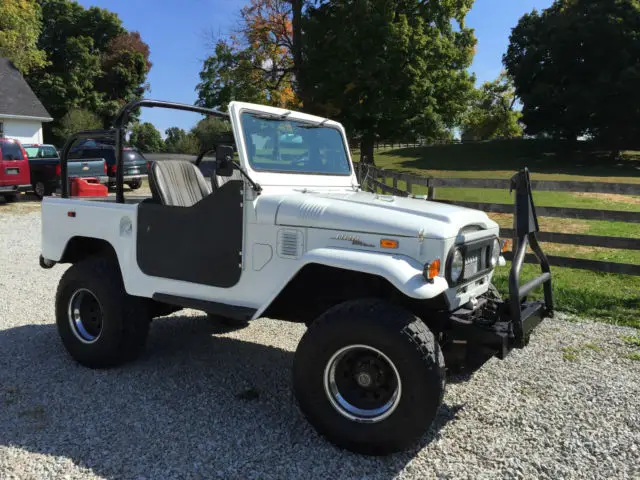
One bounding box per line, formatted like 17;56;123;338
0;138;31;202
68;144;149;189
23;143;108;198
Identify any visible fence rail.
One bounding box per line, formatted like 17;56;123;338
357;163;640;276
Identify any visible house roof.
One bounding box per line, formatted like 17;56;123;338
0;58;52;122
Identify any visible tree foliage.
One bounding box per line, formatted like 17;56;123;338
504;0;640;151
129;122;163;153
164;127;200;154
26;0;151;143
52;108;102;142
0;0;48;74
196;0;296;110
192;117;233;153
462;73;523;141
302;0;476;163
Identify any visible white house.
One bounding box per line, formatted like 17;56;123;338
0;58;53;144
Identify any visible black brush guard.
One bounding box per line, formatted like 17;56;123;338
448;168;553;359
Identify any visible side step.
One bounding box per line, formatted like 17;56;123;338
152;293;257;321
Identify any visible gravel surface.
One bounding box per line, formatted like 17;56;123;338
1;205;639;479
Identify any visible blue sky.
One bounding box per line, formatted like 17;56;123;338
78;0;553;135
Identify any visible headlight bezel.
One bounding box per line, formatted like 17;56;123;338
488;238;501;267
446;236;501;286
446;247;465;284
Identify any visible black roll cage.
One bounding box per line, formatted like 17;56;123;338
59;99;229;203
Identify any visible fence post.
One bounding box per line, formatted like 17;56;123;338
392;174;398;190
406;178;413;196
427;177;436;200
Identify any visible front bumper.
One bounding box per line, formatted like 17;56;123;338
446;296;551;360
104;174;147;184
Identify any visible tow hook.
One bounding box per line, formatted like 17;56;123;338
39;255;55;269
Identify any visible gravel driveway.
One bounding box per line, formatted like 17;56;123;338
1;204;639;479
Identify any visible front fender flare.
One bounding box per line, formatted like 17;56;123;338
254;247;449;319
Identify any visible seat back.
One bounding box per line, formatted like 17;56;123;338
212;168;244;192
149;160;211;207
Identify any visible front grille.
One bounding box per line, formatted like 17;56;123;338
447;236;496;286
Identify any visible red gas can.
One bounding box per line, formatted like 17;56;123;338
70;177;108;197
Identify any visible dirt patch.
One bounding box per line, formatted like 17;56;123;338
572;192;640;205
0;199;41;215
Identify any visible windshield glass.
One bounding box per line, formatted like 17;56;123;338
240;111;351;175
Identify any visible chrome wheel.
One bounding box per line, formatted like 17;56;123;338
67;288;103;344
323;344;402;423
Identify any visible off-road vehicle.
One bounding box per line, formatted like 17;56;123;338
40;99;553;455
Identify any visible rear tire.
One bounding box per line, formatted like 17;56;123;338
293;299;445;455
55;256;151;368
127;179;142;190
32;180;52;199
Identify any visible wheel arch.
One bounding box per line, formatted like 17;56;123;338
59;236;119;265
259;262;448;327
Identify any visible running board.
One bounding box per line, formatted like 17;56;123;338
152;293;257;321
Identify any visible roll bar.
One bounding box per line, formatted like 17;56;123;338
60;99;229;203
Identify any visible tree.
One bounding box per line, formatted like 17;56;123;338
129;122;163;153
52;108;102;141
302;0;476;164
0;0;48;74
26;0;151;142
462;73;523;141
164;127;200;154
191;117;233;153
196;0;296;110
504;0;640;153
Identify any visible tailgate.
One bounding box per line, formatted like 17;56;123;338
68;158;106;177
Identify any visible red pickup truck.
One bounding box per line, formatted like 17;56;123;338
0;138;31;202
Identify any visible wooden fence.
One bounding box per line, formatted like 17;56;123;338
355;163;640;276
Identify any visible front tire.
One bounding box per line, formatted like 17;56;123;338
55;257;151;368
293;299;445;455
2;194;17;203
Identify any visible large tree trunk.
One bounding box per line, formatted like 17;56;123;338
360;133;375;165
291;0;304;102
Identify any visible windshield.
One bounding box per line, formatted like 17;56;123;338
240;111;351;175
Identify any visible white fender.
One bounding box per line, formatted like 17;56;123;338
253;247;448;319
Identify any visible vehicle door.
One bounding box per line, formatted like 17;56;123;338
0;140;30;188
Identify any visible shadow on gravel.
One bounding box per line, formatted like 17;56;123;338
0;315;461;479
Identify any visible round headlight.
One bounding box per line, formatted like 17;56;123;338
489;238;501;267
450;248;464;282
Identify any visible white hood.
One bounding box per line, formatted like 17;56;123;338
256;190;497;239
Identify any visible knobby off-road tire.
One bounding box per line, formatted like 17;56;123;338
55;256;151;368
293;299;446;455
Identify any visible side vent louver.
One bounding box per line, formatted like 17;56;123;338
277;229;304;259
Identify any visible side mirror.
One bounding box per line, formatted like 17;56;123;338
215;145;234;177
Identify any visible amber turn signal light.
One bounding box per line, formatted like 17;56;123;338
425;258;441;280
380;239;398;249
501;239;512;252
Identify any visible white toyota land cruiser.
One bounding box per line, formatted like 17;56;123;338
40;99;553;455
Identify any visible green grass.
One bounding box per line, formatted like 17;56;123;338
359;138;640;328
371;138;640;183
624;352;640;361
621;335;640;347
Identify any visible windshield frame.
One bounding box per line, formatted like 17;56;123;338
238;109;352;177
